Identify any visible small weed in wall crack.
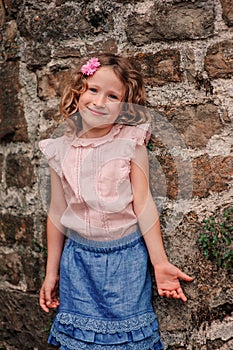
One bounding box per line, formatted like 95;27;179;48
197;206;233;271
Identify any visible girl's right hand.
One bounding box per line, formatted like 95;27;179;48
39;275;60;313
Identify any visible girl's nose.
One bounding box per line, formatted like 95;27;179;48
94;94;106;107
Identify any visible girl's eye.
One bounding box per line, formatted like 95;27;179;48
108;94;118;100
89;87;97;93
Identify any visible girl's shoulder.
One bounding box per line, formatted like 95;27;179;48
119;123;151;146
39;134;73;155
39;135;73;176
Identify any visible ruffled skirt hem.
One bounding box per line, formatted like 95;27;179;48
48;312;164;350
49;331;164;350
58;343;164;350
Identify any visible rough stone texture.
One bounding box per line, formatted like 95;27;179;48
5;154;35;188
0;19;19;61
0;214;34;247
37;68;74;100
205;39;233;79
0;0;232;349
0;153;3;181
0;213;47;294
164;103;225;148
149;153;193;201
127;1;215;45
22;42;52;70
132;51;183;86
0;61;28;142
220;0;233;26
193;155;233;197
0;288;55;350
17;1;114;43
0;0;21;21
0;251;23;286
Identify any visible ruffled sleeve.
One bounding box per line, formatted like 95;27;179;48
39;136;71;177
133;123;151;145
120;123;151;146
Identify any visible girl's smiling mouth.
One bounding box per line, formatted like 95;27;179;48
87;106;107;116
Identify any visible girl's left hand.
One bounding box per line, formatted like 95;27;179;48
153;261;194;302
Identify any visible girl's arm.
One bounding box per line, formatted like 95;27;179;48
131;144;193;302
39;168;66;312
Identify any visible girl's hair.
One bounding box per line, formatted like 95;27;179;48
60;53;149;125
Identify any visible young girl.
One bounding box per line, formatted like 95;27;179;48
39;53;193;350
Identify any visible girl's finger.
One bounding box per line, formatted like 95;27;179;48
158;287;188;302
48;299;59;309
158;289;176;299
170;290;180;299
164;291;171;298
158;289;165;297
39;289;50;313
178;271;194;282
44;287;54;309
177;287;187;302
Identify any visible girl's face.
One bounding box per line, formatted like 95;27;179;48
78;66;125;138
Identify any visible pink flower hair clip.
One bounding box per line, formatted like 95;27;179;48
81;57;101;76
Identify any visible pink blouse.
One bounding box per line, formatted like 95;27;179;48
39;123;150;241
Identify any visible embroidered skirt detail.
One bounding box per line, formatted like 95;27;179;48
48;229;164;350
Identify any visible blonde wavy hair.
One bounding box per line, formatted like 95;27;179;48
60;53;150;127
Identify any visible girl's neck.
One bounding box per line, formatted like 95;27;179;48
79;124;114;139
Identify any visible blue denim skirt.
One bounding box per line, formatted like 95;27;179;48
48;229;164;350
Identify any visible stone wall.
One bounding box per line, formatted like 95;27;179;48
0;0;232;349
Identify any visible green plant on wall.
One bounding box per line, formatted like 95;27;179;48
197;206;233;271
146;138;154;151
